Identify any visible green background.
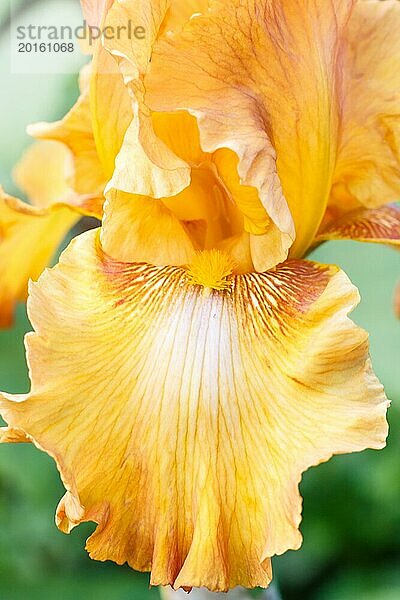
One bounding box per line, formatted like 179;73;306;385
0;1;399;599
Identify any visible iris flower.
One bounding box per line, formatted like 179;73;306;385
1;0;400;593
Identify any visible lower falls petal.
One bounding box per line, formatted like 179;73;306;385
0;229;388;591
317;205;400;245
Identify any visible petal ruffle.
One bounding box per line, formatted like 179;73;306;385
90;44;133;180
13;141;74;209
0;136;102;326
28;65;108;199
101;189;196;264
0;189;79;327
317;205;400;245
146;0;355;259
331;0;400;210
0;229;388;590
103;0;192;199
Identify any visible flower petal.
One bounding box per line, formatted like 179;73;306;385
90;45;133;180
102;188;196;264
80;0;114;28
331;0;400;209
0;229;388;590
108;103;191;199
160;0;208;35
394;281;400;319
103;0;192;198
146;0;355;259
28;65;107;198
13;139;103;219
317;205;400;245
13;141;74;209
0;189;79;327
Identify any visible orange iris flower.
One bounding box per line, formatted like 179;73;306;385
1;0;399;592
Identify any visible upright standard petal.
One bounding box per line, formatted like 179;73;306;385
0;230;388;590
102;0;276;269
102;0;192;198
331;0;400;210
80;0;114;28
90;45;133;180
146;0;355;260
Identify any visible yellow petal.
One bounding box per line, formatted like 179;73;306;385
28;66;106;197
103;0;192;198
160;0;208;35
108;101;191;199
0;229;388;590
104;1;291;265
0;427;31;444
146;1;354;260
80;0;114;27
331;0;400;209
90;45;132;180
13;141;74;208
101;188;196;264
0;189;79;327
394;281;400;319
317;205;400;245
212;148;289;271
13;139;103;219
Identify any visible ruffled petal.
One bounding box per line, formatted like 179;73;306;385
28;66;106;198
103;0;192;198
90;45;132;180
12;140;103;218
13;141;74;209
102;0;283;267
0;229;388;590
0;189;79;327
146;0;356;259
101;189;196;264
317;205;400;245
331;0;400;209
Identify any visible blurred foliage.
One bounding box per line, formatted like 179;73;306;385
0;1;399;599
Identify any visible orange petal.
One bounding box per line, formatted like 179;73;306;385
394;281;400;319
0;427;31;444
14;140;103;219
160;0;208;35
332;0;400;210
102;188;196;264
108;102;191;200
0;189;79;327
0;229;388;590
103;0;192;198
80;0;114;27
146;1;356;260
13;141;74;209
317;205;400;245
28;66;106;198
90;45;132;180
